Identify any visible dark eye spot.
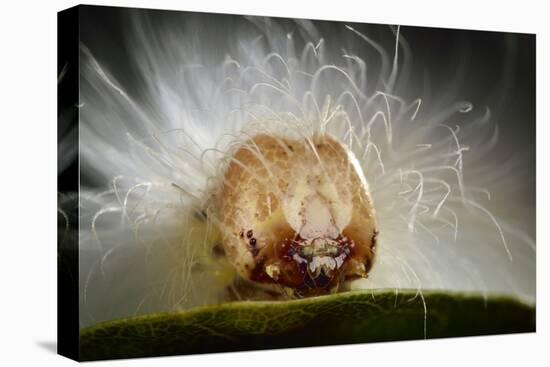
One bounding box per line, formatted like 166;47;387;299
246;230;253;238
212;243;225;258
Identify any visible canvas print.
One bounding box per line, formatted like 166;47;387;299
57;5;536;361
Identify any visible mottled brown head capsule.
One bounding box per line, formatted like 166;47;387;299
216;133;377;296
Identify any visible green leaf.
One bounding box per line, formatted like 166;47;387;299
80;289;535;361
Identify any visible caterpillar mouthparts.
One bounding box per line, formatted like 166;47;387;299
216;132;378;296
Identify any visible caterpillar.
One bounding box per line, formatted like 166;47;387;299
70;9;535;328
216;133;377;296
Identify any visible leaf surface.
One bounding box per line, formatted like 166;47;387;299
80;289;535;361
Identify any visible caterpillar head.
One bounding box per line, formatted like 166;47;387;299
216;132;377;296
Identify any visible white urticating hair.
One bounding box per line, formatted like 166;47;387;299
73;12;535;328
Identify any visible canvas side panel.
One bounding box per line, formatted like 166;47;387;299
57;5;80;362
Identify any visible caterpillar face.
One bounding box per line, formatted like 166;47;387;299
217;133;377;295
